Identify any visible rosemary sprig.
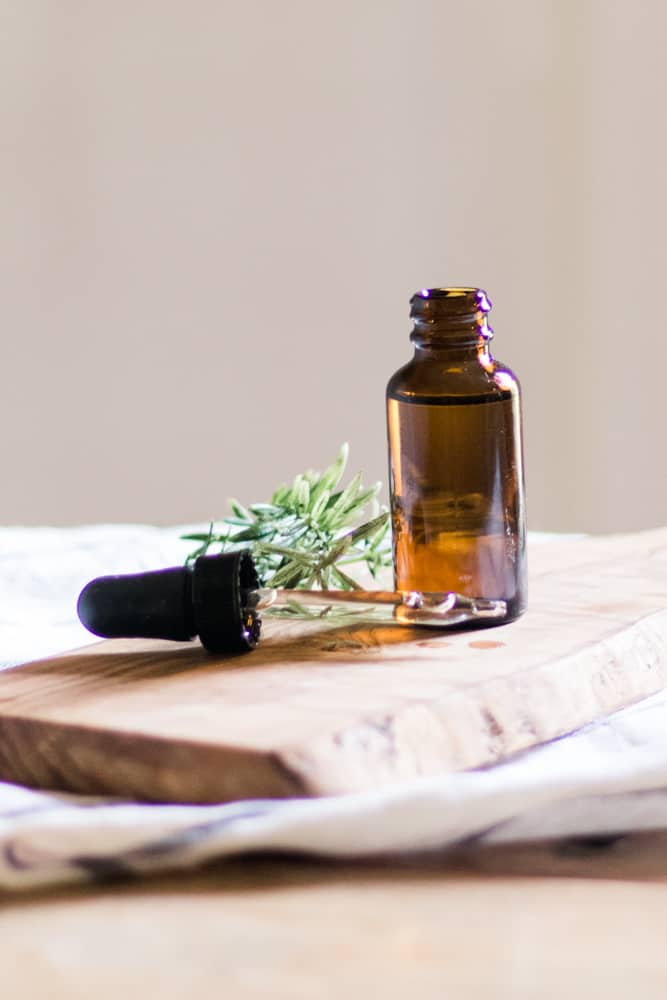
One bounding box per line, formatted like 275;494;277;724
181;444;392;589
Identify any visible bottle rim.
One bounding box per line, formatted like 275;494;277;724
411;287;492;314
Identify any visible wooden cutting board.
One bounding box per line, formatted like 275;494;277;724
1;529;666;804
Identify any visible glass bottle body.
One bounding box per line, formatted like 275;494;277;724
386;289;526;622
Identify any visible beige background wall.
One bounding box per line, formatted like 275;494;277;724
1;0;665;532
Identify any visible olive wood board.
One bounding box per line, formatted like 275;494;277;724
0;529;666;804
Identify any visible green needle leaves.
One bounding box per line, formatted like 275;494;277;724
181;444;392;589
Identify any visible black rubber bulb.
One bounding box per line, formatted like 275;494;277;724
77;551;261;654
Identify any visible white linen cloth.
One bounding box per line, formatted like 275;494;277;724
1;525;666;893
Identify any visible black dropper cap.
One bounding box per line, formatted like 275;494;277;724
77;550;261;655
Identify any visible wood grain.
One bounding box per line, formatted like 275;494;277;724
0;529;666;802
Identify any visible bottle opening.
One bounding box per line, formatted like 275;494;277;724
418;287;480;297
411;287;491;317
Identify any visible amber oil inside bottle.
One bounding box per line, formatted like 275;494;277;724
386;288;526;622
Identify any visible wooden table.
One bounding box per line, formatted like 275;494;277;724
3;835;667;998
3;528;667;996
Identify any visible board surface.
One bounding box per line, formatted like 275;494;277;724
0;530;666;803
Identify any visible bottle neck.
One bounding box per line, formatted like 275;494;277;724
408;287;494;356
413;337;493;366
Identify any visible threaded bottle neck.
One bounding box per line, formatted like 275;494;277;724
409;287;493;349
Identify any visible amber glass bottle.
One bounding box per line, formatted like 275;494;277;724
386;287;526;621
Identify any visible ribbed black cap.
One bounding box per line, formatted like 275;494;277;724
192;551;261;654
77;550;261;655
